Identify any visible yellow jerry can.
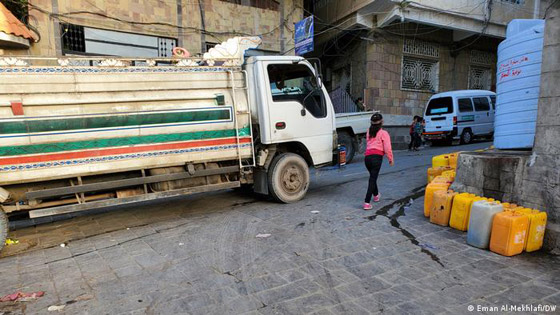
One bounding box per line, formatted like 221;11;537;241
424;182;450;217
489;211;529;256
430;190;457;226
432;155;450;168
524;210;547;252
441;170;456;182
448;153;460;169
449;193;476;231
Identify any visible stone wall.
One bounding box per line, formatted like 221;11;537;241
3;0;302;56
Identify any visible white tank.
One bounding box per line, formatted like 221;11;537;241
494;19;545;149
467;201;503;249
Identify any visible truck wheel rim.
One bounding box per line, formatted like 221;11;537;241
464;132;471;143
282;165;303;193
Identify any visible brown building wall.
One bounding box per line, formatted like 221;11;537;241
2;0;303;56
362;32;498;117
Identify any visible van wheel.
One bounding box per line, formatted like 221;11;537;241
0;210;7;252
338;131;357;163
461;129;473;145
268;153;309;203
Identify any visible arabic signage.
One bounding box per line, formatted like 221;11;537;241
295;16;314;56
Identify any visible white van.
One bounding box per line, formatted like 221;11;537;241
423;90;496;144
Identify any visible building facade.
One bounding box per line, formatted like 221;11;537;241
309;0;547;116
0;0;303;57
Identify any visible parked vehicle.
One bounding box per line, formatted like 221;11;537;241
335;111;377;163
423;90;496;145
0;37;340;250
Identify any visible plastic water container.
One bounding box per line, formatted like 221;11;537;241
449;193;477;231
424;182;450;217
432;155;449;168
490;211;529;256
430;190;457;226
494;19;545;149
524;210;547;252
466;196;487;230
448;153;459;169
441;170;456;182
467;201;504;249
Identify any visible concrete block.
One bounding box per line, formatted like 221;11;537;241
535;97;560;127
539;71;560;98
533;126;560;154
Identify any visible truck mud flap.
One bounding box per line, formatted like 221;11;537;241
253;168;269;195
28;181;240;218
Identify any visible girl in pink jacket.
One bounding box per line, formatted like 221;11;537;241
363;113;394;210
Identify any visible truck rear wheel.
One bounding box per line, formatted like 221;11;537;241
0;210;7;252
338;132;358;163
268;153;309;203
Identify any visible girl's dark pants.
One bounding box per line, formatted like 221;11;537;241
364;154;383;203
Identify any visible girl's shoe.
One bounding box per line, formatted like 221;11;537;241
373;195;380;202
363;203;373;210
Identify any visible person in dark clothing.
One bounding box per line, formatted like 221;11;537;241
412;116;423;151
408;115;420;151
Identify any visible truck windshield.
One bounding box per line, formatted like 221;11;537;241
426;97;453;116
267;64;326;118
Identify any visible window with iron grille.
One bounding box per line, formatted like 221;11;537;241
61;24;86;54
220;0;279;10
468;66;492;90
401;56;439;92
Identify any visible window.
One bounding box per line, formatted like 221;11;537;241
473;97;491;112
267;64;326;118
61;23;177;57
425;97;452;116
469;66;492;90
205;42;217;53
458;98;474;113
221;0;279;10
490;96;496;109
61;24;86;54
401;56;439;92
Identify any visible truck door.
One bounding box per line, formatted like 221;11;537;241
263;62;334;165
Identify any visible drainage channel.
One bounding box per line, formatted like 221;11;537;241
365;186;445;267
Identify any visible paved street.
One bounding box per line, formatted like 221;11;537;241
1;142;559;315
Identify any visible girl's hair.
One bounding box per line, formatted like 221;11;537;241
369;113;383;138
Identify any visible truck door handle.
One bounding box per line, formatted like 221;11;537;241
275;122;286;130
487;112;489;116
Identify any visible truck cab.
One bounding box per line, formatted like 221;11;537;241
246;56;336;166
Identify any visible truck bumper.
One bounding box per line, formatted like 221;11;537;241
423;127;458;140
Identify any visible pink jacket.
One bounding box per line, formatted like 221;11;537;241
365;129;394;163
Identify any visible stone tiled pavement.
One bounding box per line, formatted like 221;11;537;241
1;143;559;314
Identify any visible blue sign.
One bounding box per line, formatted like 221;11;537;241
295;16;314;56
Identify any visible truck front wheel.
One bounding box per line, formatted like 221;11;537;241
268;153;309;203
0;210;7;252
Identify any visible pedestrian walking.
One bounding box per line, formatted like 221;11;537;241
412;116;423;151
408;115;419;151
363;113;394;210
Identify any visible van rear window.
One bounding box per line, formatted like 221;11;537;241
426;97;453;116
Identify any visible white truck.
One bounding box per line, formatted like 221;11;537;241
0;37;340;250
